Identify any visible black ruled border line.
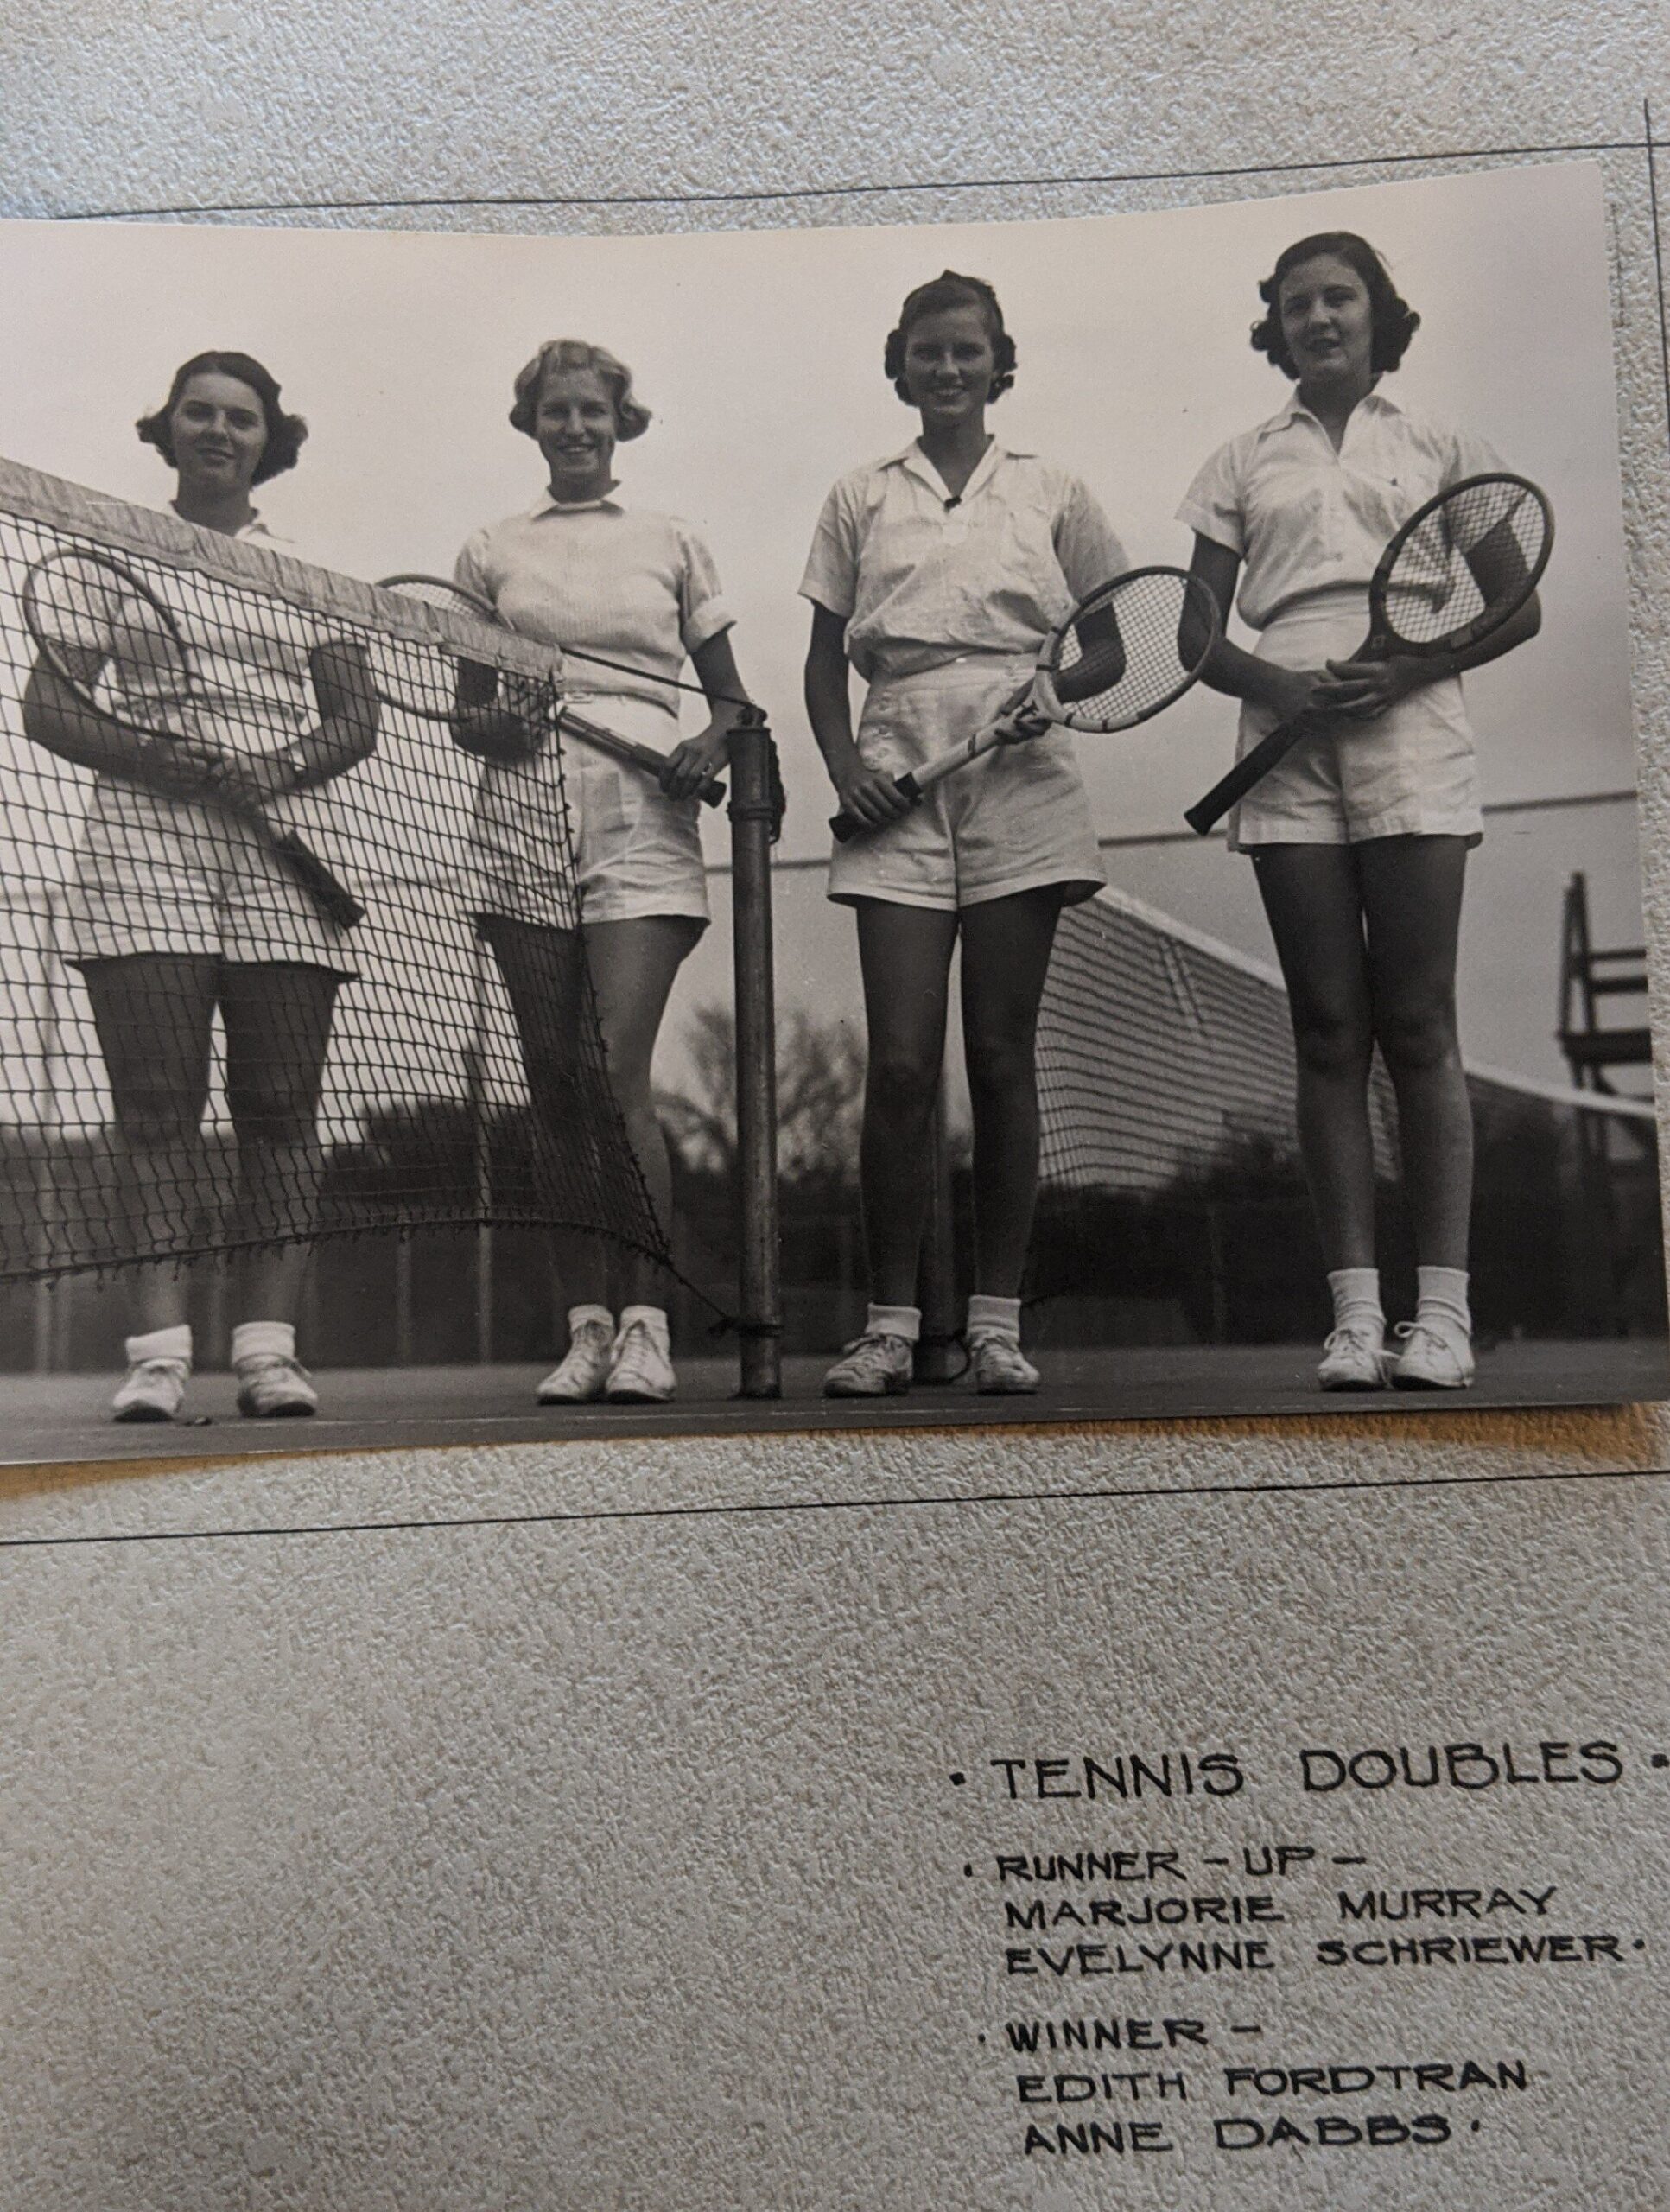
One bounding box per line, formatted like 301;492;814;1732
32;129;1662;225
1647;99;1670;456
1;1461;1666;1554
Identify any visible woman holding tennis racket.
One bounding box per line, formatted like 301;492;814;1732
1178;232;1543;1390
21;351;379;1422
803;270;1127;1398
450;339;754;1404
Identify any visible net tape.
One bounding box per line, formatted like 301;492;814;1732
0;459;670;1285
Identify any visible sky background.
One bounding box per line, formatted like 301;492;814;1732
0;159;1645;1095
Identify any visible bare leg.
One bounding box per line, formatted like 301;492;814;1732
80;954;219;1331
853;899;961;1307
581;914;703;1311
477;918;604;1307
956;887;1064;1296
1249;845;1378;1271
1357;836;1473;1269
218;963;340;1324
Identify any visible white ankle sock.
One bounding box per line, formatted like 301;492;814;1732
1416;1267;1471;1333
967;1294;1022;1343
1326;1268;1383;1332
619;1303;670;1348
568;1303;613;1337
867;1302;921;1344
232;1321;295;1365
127;1325;191;1366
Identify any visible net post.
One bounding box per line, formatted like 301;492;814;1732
467;937;494;1365
727;710;782;1397
915;1079;961;1382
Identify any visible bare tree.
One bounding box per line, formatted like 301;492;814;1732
659;1004;866;1183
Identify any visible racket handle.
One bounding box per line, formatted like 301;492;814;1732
829;771;922;843
559;709;725;806
1184;715;1306;836
270;830;366;930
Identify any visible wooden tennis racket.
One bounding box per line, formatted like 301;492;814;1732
1184;472;1554;836
22;548;365;929
829;566;1221;842
374;575;726;807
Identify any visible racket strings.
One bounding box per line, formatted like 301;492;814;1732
27;553;194;709
1048;571;1210;728
1381;478;1548;649
371;581;505;721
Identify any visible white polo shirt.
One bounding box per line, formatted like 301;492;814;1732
454;490;733;710
799;439;1127;683
1177;389;1506;631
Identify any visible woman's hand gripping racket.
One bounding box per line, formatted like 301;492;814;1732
374;575;726;806
1183;472;1553;836
22;549;365;928
829;567;1222;842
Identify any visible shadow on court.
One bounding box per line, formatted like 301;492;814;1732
3;1339;1667;1467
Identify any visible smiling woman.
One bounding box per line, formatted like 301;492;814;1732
447;336;758;1407
20;349;380;1424
1178;231;1546;1395
801;270;1129;1401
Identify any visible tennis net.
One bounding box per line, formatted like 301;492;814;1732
0;458;668;1287
1029;887;1665;1341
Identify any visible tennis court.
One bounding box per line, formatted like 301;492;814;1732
4;1337;1666;1469
1;457;1663;1452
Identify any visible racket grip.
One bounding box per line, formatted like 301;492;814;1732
829;771;921;843
1184;717;1303;836
272;831;366;930
698;774;726;808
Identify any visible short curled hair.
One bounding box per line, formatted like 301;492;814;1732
1250;232;1421;379
135;352;307;485
884;270;1017;404
509;340;652;442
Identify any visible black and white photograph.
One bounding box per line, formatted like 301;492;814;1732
0;156;1660;1459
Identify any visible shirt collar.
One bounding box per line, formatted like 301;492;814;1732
530;486;625;518
888;436;1032;502
1259;384;1403;439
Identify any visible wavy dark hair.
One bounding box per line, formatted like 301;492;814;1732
509;339;652;442
1250;232;1420;379
136;352;307;484
884;270;1017;404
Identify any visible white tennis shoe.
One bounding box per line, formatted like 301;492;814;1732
605;1317;676;1403
111;1356;190;1423
822;1332;914;1398
1318;1319;1388;1391
537;1319;616;1404
1387;1316;1475;1390
234;1353;319;1418
968;1333;1040;1395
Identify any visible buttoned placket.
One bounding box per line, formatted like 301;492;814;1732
1279;397;1389;577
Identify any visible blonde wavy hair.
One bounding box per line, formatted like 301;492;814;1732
508;340;652;442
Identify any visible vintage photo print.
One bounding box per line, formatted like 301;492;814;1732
0;156;1660;1461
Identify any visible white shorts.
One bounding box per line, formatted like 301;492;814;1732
473;690;709;933
67;779;359;975
1229;591;1484;850
828;656;1106;912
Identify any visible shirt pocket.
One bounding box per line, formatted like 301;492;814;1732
984;499;1069;626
